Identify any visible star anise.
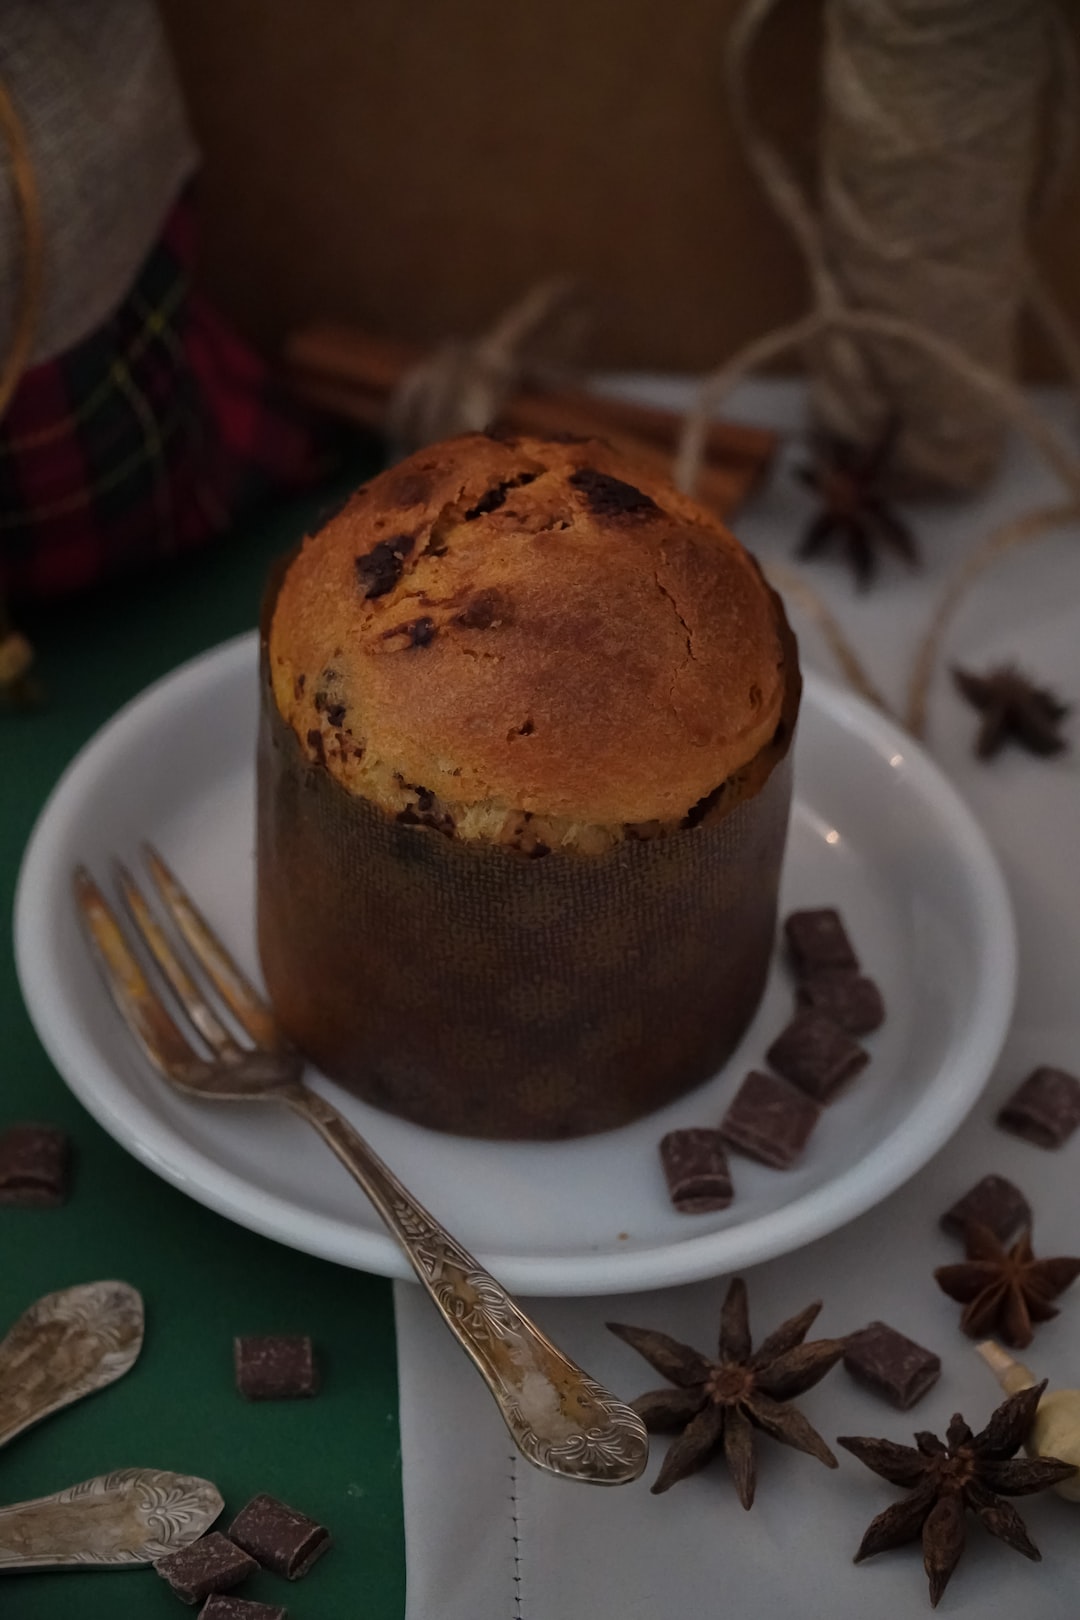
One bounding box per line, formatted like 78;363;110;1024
952;664;1069;759
839;1382;1076;1606
794;425;918;589
607;1278;844;1508
934;1223;1080;1349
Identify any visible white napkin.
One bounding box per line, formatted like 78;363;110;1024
397;380;1080;1620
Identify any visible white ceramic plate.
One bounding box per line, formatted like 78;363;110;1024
15;633;1015;1295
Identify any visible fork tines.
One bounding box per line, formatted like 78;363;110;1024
74;848;281;1093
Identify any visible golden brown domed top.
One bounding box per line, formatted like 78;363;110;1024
268;431;791;850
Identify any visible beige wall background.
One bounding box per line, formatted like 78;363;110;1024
160;0;1080;376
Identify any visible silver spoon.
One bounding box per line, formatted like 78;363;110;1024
0;1469;223;1572
0;1281;143;1450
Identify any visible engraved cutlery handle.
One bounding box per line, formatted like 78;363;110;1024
0;1469;223;1571
287;1086;648;1485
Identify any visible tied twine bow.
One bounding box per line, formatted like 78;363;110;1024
385;277;589;458
676;0;1080;737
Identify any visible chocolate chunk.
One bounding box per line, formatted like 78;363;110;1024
719;1071;820;1169
784;908;859;975
199;1600;287;1620
795;970;885;1035
382;615;436;648
456;588;511;630
0;1123;70;1207
304;729;326;769
396;783;448;833
463;471;537;520
354;533;415;598
997;1066;1080;1148
941;1174;1032;1242
227;1495;331;1580
312;690;347;727
234;1335;319;1401
406;616;436;647
155;1533;257;1604
659;1129;734;1214
568;467;658;517
766;1011;869;1103
843;1321;941;1410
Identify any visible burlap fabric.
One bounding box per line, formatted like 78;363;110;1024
0;0;197;364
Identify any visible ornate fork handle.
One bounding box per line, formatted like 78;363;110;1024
286;1084;648;1485
73;852;648;1487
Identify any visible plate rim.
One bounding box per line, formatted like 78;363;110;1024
14;631;1017;1295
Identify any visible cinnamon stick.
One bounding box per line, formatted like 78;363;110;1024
283;322;776;516
289;370;759;520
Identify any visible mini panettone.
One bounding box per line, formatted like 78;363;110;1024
258;431;801;1138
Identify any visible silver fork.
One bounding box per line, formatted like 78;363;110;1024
73;847;648;1487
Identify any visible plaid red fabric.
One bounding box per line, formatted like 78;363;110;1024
0;193;327;602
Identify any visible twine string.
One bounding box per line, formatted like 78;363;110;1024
687;0;1080;738
386;277;586;456
904;500;1080;737
815;0;1064;490
679;307;1080;732
678;308;1080;506
725;0;879;420
724;0;1072;490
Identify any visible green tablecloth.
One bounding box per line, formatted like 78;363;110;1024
0;466;407;1618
